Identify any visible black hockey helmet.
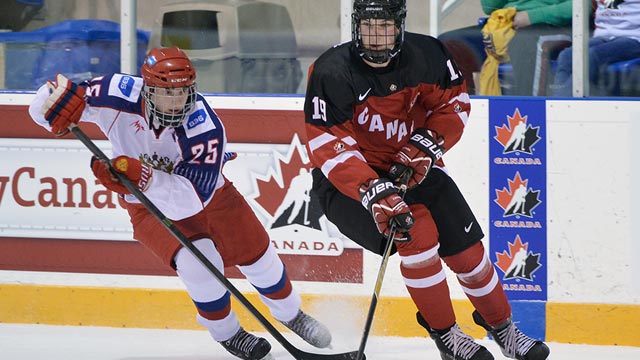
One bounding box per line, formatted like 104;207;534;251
352;0;407;64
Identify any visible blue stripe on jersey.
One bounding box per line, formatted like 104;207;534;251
174;96;225;202
192;291;231;312
84;73;143;115
253;266;287;295
174;161;220;202
51;83;78;118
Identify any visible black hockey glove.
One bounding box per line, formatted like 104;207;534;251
388;128;444;189
360;178;414;242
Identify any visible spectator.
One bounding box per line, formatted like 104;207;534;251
553;0;640;97
439;0;573;95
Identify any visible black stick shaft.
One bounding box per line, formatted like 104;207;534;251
355;227;396;360
355;186;407;360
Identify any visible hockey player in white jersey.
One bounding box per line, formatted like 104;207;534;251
28;46;331;360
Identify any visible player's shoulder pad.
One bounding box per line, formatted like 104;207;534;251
182;97;220;139
404;32;449;63
310;42;353;78
83;73;143;112
308;43;354;93
403;32;463;86
105;74;144;102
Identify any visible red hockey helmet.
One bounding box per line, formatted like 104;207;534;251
141;46;197;128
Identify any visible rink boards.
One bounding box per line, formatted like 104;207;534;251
0;94;639;347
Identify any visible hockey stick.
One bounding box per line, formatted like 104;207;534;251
70;124;360;360
355;186;407;360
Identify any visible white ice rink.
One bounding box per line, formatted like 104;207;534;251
2;323;639;360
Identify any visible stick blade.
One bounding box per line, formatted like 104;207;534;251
292;349;362;360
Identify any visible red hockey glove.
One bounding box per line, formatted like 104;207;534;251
388;128;445;189
112;156;153;192
91;156;130;194
91;156;153;194
360;178;414;242
42;74;86;136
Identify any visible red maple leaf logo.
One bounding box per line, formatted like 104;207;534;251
495;235;528;273
494;108;527;147
494;172;528;210
253;140;312;217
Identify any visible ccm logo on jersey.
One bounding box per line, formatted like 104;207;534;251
187;109;206;129
411;132;443;160
360;181;395;209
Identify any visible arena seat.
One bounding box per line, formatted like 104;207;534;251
605;58;640;97
0;19;149;89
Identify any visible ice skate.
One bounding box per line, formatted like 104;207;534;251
417;312;494;360
219;327;272;360
472;310;550;360
280;310;332;348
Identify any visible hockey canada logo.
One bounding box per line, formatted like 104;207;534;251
494;108;541;155
494;172;541;217
495;235;542;282
248;135;344;256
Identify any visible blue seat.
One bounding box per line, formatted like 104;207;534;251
498;63;514;94
608;58;640;72
0;19;150;90
497;50;640;97
606;58;640;96
16;0;43;5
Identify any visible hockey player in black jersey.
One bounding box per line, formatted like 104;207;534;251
303;1;550;359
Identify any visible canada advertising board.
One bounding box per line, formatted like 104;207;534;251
489;99;547;302
0;134;363;283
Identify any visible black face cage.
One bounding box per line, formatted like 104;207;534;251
352;1;407;64
142;84;197;128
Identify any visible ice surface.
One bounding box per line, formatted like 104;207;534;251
1;323;639;359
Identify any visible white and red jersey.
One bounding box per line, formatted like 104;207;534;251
304;32;471;201
594;0;640;42
29;73;227;221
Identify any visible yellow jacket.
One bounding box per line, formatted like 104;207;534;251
479;7;517;95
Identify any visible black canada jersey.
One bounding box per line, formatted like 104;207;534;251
304;32;471;201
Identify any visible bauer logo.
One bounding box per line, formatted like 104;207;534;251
247;135;345;257
495;235;543;285
118;76;134;97
187;109;206;129
493;108;541;159
494;171;541;218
